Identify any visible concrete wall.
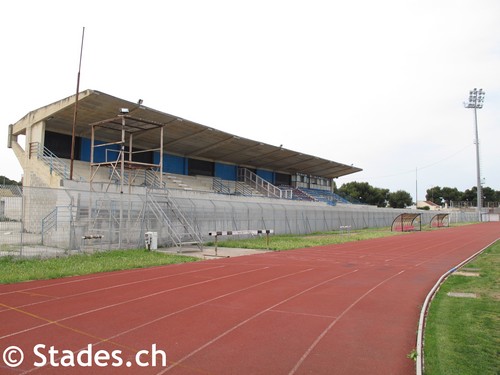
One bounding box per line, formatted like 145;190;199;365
0;197;22;221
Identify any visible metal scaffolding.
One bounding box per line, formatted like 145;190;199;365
89;113;165;193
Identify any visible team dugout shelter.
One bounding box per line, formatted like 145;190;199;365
391;213;422;232
8;89;362;192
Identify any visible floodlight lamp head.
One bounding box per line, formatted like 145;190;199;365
464;88;485;109
119;108;129;114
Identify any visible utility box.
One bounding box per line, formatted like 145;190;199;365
145;232;158;250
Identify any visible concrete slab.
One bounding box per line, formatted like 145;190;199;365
453;271;480;277
158;246;271;259
447;292;477;298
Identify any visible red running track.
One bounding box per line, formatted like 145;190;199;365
1;222;499;374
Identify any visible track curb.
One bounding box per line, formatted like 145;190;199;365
416;238;499;375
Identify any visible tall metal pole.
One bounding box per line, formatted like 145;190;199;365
473;105;482;220
70;27;85;180
464;88;485;222
415;167;418;208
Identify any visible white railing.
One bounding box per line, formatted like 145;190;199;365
30;142;78;180
238;168;293;199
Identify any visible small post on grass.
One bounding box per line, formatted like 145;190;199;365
214;234;218;256
266;232;270;250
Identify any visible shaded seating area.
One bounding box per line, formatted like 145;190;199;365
391;213;422;232
430;213;450;228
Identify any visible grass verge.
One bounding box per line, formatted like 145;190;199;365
0;227;404;284
0;224;474;285
423;241;500;375
206;227;405;250
0;250;199;284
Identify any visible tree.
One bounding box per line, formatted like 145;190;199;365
426;186;462;206
440;187;463;205
426;186;443;205
0;175;21;186
482;186;498;203
464;186;500;206
332;180;338;193
430;185;500;206
462;187;477;204
387;190;413;208
338;181;389;207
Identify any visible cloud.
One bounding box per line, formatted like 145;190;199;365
1;0;499;201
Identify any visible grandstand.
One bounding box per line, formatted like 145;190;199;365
4;90;477;255
8;89;366;202
8;90;361;189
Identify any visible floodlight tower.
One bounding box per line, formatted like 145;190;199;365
464;88;485;221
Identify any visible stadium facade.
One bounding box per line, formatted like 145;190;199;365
3;90;476;255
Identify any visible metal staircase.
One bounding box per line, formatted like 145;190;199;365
238;168;293;199
147;190;203;251
213;177;231;194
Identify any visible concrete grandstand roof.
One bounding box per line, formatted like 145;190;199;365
12;89;362;179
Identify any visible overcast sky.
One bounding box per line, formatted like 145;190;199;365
1;0;499;201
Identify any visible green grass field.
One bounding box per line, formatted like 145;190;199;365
0;228;398;284
423;241;500;375
206;226;404;250
0;249;199;284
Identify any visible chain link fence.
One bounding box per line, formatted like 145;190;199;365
0;185;478;257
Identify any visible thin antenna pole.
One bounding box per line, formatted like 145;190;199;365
70;27;85;180
415;167;418;208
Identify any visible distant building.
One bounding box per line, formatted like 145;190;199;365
417;201;442;210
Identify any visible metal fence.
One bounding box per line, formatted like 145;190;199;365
0;185;478;257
